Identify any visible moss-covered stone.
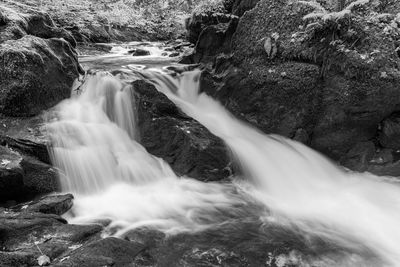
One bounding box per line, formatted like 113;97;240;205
0;35;80;117
202;0;400;161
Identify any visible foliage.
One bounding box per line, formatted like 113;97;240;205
299;0;369;22
6;0;226;40
297;0;370;42
193;0;226;15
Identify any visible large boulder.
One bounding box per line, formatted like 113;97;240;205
0;35;80;117
0;196;104;267
0;144;58;203
132;79;234;181
199;0;400;164
0;6;76;46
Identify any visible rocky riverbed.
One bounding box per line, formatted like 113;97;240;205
1;0;400;266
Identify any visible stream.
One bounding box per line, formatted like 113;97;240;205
45;42;400;266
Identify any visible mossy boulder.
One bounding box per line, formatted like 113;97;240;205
0;6;76;46
0;35;80;117
201;0;400;162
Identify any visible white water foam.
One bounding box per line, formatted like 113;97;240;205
47;66;400;266
142;69;400;267
47;72;246;236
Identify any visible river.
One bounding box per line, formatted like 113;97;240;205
45;42;400;266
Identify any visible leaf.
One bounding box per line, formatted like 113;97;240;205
345;0;370;11
37;255;50;266
297;0;326;12
303;11;326;21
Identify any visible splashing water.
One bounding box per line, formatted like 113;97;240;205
47;72;248;235
47;65;400;266
138;69;400;266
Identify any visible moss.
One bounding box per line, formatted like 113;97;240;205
0;36;79;117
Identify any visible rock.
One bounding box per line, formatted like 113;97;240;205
53;237;145;267
165;64;201;74
231;0;262;16
136;219;376;266
0;207;103;267
123;227;166;247
0;210;67;251
132;79;233;181
0;35;80;117
191;20;238;63
0;7;76;46
20;156;59;196
37;255;51;266
340;141;377;172
0;115;49;146
0;145;58;203
173;41;191;50
0;146;24;202
0;135;50;164
200;59;321;139
378;112;400;150
340;141;400;176
197;0;400;164
11;194;73;216
129;48;150;56
186;12;236;44
169;52;180;57
25;12;77;47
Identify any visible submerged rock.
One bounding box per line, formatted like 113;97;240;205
0;35;80;117
132;79;233;181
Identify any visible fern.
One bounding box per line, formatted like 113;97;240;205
299;0;370;22
297;0;326;12
344;0;369;11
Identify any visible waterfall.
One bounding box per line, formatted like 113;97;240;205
140;69;400;267
46;71;246;235
47;66;400;266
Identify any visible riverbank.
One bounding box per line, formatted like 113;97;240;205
1;0;188;43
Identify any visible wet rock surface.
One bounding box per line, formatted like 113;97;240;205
186;0;400;175
11;194;73;216
116;218;376;267
0;145;58;203
132;79;234;181
0;194;109;267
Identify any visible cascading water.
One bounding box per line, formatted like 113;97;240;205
139;69;400;267
47;55;400;266
46;71;248;236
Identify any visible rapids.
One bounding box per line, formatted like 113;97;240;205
46;43;400;266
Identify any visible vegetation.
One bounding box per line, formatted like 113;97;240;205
3;0;225;40
299;0;370;41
